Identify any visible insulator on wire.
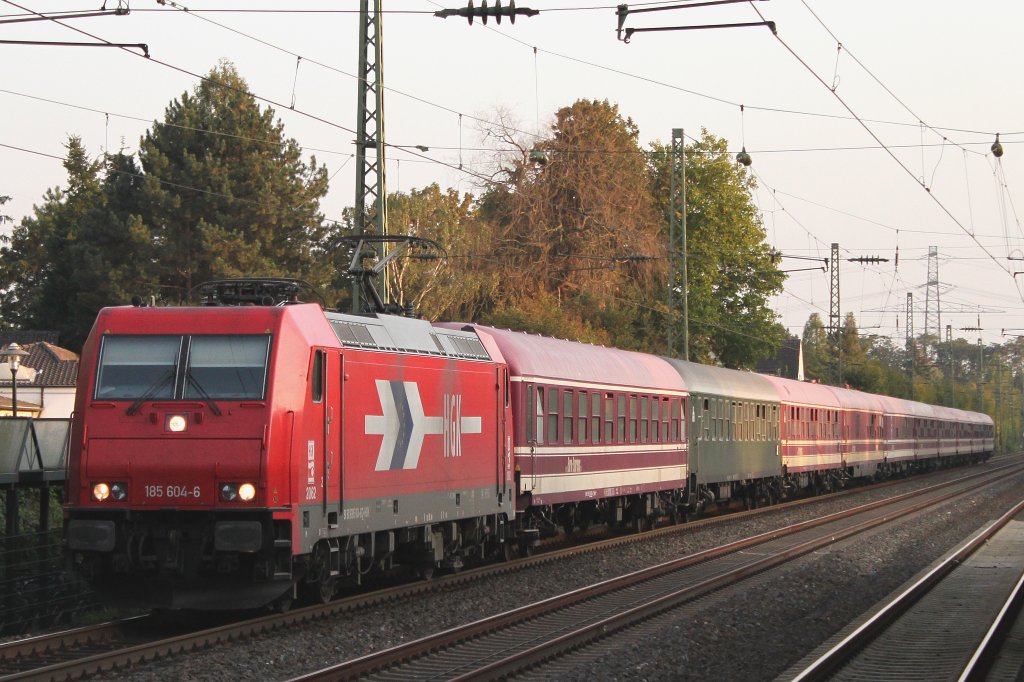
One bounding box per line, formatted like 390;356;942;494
434;0;539;25
992;133;1004;158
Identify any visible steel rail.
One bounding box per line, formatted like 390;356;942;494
0;616;148;668
959;561;1024;680
3;458;1017;681
287;463;1024;681
791;498;1024;682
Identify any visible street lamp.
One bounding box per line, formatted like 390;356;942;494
0;343;30;417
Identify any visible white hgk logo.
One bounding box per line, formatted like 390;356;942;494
366;381;483;471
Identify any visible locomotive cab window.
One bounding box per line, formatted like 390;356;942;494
310;349;325;403
96;334;270;401
185;336;271;400
95;335;182;400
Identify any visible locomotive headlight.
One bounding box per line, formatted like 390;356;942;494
166;414;188;432
92;483;111;501
110;483;128;501
238;483;256;502
220;483;238;501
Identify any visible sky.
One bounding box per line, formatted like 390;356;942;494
1;0;1022;349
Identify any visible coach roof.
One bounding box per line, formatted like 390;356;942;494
663;359;777;403
451;324;686;392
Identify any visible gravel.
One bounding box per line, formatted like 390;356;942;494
90;460;1022;681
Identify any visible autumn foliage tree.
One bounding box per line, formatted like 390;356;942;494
476;99;665;347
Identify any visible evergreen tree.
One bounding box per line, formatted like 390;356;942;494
139;60;329;297
0;139;105;345
0;62;332;347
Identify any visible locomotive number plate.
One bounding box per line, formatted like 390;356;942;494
144;485;202;499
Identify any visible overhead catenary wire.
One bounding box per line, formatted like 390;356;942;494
6;1;1021;342
745;2;1019;300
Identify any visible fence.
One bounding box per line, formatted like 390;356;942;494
1;418;93;635
0;418;70;484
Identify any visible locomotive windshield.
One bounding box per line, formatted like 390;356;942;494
95;334;271;401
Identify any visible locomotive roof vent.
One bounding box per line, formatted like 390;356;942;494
324;312;491;361
190;278;326;307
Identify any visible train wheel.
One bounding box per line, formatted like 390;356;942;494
316;577;336;604
271;592;293;613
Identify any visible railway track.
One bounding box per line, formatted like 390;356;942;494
1;459;1017;682
787;498;1024;681
286;461;1024;681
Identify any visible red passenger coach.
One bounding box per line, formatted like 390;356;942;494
760;376;844;476
65;282;513;609
448;324;690;534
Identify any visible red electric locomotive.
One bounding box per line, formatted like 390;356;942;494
65;279;513;609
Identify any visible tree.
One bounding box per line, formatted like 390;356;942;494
649;130;785;367
476;99;664;347
0;141;156;348
139;60;329;297
0;195;10;229
0;62;333;348
801;313;830;382
384;184;500;322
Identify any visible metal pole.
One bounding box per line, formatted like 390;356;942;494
682;135;688;362
354;0;388;313
668;128;688;361
10;365;17;418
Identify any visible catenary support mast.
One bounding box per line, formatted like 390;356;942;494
353;0;389;312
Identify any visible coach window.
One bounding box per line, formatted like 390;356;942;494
604;393;615;443
592;393;602;444
641;396;650;443
617;394;627;443
628;395;638;443
709;399;715;441
674;399;683;441
534;386;545;444
651;398;660;443
563;390;574;444
547;388;560;443
581;391;589;444
701;399;709;441
662;398;671;441
710;399;718;440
